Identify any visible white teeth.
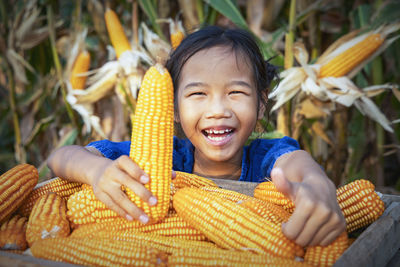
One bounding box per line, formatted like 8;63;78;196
205;129;232;134
207;136;225;141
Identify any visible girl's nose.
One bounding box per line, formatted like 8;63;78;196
204;97;232;119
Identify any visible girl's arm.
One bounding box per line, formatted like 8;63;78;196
47;145;157;224
272;150;346;247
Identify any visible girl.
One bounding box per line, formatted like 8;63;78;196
48;26;345;247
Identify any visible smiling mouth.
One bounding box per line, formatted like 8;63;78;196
202;128;234;141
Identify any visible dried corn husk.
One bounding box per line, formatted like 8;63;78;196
269;23;400;133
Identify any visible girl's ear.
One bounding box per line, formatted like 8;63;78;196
257;103;266;120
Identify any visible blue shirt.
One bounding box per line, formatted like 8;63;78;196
87;136;300;183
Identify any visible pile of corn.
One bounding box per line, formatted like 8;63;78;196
0;64;386;267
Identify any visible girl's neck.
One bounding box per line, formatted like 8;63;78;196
193;150;242;180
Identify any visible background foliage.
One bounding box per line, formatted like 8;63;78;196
0;0;399;192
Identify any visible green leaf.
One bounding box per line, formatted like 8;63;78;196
371;1;400;29
138;0;166;40
204;0;249;30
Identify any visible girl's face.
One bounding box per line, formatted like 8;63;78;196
176;46;263;166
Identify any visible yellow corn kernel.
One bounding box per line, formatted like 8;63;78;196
172;171;217;190
337;179;384;233
104;8;132;58
0;215;28;251
70;50;91;89
200;186;251;202
0;164;38;223
136;213;208;241
66;187;119;227
30;236;167;266
239;198;291;225
304;231;349;267
128;64;174;223
173;187;304;259
319;33;384;78
70;212;207;241
253;181;295;213
18;177;82;217
26;192;70;246
96;230;216;254
169;247;311;267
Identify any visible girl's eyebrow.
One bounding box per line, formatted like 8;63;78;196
228;80;252;89
184;82;207;90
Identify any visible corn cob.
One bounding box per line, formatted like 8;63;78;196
105;8;132;58
136;213;208;240
254;179;385;233
169;19;185;50
172;171;217;190
81;183;91;190
70;50;91;89
169;247;310;267
0;215;28;250
26;192;70;246
0;164;38;223
238;198;291;224
70;212;207;241
30;236;167;267
18;177;82;217
304;231;349;267
200;186;251;203
96;230;216;254
337;179;384;233
128;64;174;223
319;33;384;78
253;181;295;213
67;187;119;227
173;187;304;259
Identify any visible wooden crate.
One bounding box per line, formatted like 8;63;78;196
1;178;399;266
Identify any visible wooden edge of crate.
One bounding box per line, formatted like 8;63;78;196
334;201;400;267
0;250;81;267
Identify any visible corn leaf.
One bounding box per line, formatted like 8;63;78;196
371;1;400;29
138;0;166;40
204;0;249;30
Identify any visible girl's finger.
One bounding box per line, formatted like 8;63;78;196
106;188;149;224
282;199;313;241
318;228;345;247
292;205;332;247
114;169;156;206
172;170;176;180
115;155;149;184
95;190;132;221
271;168;298;202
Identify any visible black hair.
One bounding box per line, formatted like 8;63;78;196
165;25;279;115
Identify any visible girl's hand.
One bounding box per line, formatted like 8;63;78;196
271;167;346;247
90;155;176;224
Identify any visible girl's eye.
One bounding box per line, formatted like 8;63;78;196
229;90;245;95
189;92;205;96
